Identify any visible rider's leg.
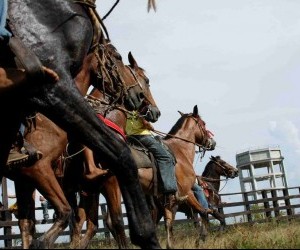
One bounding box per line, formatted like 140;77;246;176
192;183;209;209
83;147;108;180
133;135;187;208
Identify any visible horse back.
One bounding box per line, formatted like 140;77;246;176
8;0;93;75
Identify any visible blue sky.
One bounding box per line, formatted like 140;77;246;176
97;0;300;195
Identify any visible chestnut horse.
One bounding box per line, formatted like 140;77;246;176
3;38;156;248
69;104;216;249
177;155;239;247
60;52;160;249
1;0;160;249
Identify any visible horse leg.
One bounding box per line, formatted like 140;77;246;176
102;175;128;249
70;204;86;249
20;161;71;249
14;179;36;249
185;191;210;244
77;194;99;249
211;210;226;231
163;201;177;249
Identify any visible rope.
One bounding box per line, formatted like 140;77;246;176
102;0;120;21
64;144;86;160
152;129;209;151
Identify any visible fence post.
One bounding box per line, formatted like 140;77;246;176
261;190;271;220
243;192;252;223
2;177;12;248
271;189;279;218
283;188;293;220
100;204;111;242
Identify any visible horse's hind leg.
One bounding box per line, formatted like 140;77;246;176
14;179;36;249
102;176;128;249
77;194;99;249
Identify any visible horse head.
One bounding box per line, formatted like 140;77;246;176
128;52;161;123
177;105;216;151
209;155;239;179
89;40;146;111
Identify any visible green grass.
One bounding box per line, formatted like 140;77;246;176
55;219;300;249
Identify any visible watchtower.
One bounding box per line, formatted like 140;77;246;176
236;147;288;201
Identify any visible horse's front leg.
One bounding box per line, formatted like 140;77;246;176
21;161;72;249
163;199;177;249
112;148;161;249
186;192;209;243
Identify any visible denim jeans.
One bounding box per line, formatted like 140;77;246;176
0;0;12;38
192;183;209;209
41;200;49;221
132;135;177;193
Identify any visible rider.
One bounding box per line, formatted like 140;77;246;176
1;0;59;168
192;175;216;213
125;110;188;209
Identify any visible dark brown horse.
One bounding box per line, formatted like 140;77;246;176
3;37;157;250
177;155;239;246
1;1;161;249
62;52;160;249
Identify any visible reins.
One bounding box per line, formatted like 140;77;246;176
152;129;209;153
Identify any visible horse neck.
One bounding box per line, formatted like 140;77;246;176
202;161;221;192
164;129;197;167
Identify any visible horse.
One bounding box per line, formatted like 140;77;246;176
61;52;160;249
0;1;160;248
70;104;216;249
177;155;239;246
134;105;216;249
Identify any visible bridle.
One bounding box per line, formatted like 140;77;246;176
153;114;214;159
92;42;144;107
190;115;214;158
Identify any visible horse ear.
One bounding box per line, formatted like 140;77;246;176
193;105;198;117
128;52;138;70
178;111;184;116
210;155;216;161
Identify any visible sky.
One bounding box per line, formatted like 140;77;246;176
96;0;300;194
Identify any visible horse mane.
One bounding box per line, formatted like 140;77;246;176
202;155;221;176
164;113;189;139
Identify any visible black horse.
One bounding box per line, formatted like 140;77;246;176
0;0;160;248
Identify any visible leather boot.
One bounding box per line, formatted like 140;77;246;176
6;147;29;168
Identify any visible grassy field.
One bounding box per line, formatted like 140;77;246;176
75;219;300;249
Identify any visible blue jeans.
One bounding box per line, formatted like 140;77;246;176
132;135;177;193
0;0;12;38
192;183;209;209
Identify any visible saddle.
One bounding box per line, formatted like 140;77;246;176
127;135;176;197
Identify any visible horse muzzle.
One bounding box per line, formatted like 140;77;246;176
206;138;216;151
142;105;161;123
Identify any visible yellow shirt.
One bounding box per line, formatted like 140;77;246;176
126;111;152;136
